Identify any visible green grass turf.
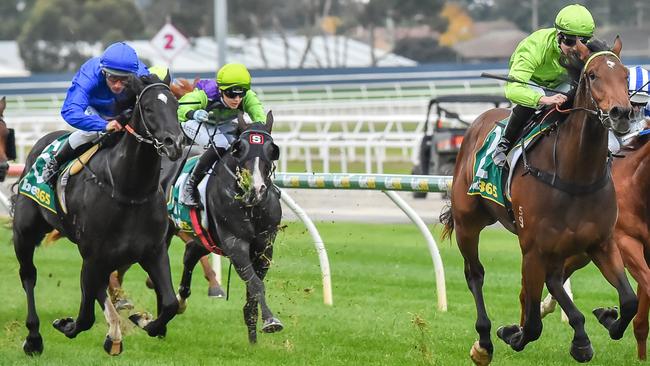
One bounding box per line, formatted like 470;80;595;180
0;222;643;365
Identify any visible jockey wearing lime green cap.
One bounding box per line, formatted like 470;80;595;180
177;62;267;208
492;4;596;167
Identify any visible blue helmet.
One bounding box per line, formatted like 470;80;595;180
100;42;140;76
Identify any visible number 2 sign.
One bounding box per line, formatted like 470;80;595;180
150;23;189;61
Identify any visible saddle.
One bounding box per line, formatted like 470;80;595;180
468;107;559;207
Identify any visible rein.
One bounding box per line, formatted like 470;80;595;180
520;50;619;195
124;82;170;155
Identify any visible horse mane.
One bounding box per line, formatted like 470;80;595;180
560;38;611;83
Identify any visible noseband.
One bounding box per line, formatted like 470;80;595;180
124;82;171;156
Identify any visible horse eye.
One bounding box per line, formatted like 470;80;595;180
588;71;596;81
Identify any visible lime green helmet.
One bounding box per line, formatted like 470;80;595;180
554;4;595;37
216;63;251;90
148;65;172;84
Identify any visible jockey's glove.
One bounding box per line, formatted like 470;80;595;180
116;108;133;125
191;109;209;123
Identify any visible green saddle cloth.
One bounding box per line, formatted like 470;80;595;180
468;118;553;206
18;133;72;213
167;156;200;232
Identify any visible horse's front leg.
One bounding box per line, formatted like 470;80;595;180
129;246;179;338
96;285;123;355
177;239;210;314
229;239;282;344
589;238;638;340
13;203;49;355
53;261;104;338
497;252;544;352
544;266;593;362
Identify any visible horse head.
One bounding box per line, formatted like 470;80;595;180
0;97;15;182
122;74;185;160
573;37;631;135
229;111;279;206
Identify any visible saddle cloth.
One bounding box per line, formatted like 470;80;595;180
468;117;554;206
18;134;72;213
167;156;212;232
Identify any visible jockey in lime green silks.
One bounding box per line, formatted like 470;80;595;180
178;63;267;208
492;4;596;167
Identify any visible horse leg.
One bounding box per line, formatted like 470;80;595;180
497;252;545;352
13;201;50;355
244;244;280;344
108;264;134;311
615;234;650;359
52;260;103;338
177;239;210;314
540;253;591;318
634;284;649;360
129;248;178;337
94;277;123;355
456;226;493;365
589;240;638;340
545;266;593;362
200;255;224;297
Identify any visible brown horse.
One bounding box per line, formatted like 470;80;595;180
540;131;650;360
440;38;637;365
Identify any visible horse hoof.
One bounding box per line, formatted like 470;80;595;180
262;317;284;333
570;341;593;363
128;312;153;329
22;335;44;356
592;307;621;339
176;294;187;314
248;331;258;344
208;286;226;298
540;294;557;319
470;341;492;366
144;323;167;338
496;324;524;351
103;336;123;356
114;298;134;311
52;317;75;337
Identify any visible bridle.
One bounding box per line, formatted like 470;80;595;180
558;51;624;129
123;82;172;156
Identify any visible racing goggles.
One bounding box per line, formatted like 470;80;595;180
223;86;247;99
103;70;129;83
559;33;591;47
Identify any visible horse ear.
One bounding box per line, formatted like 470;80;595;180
0;96;5;114
612;35;622;57
575;39;590;61
237;112;248;133
265;110;274;133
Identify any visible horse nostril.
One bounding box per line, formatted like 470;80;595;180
609;106;630;120
163;137;175;147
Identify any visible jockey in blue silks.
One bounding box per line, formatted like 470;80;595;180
608;66;650;153
41;41;150;182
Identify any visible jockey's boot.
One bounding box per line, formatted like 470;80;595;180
181;147;224;209
492;105;536;167
41;141;78;183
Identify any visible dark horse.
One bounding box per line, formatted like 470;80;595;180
0;96;17;181
540;131;650;360
440;38;637;365
12;74;184;355
171;112;283;344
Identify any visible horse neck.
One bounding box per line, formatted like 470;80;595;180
555;85;609;182
106;132;161;195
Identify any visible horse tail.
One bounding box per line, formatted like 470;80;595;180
170;78;198;99
439;203;454;241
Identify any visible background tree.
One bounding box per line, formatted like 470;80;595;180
18;0;144;72
0;0;37;40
